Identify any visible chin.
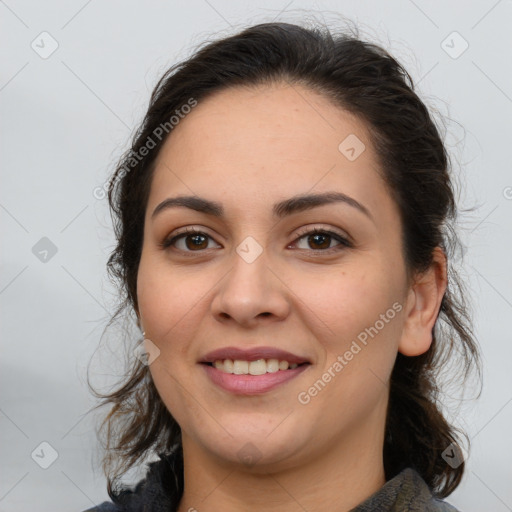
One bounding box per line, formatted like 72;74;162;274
194;423;308;471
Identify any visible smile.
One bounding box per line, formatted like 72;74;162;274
201;360;311;395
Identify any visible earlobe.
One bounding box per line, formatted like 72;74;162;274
398;247;448;357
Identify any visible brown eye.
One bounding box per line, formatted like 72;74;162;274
306;232;332;250
161;229;220;252
183;233;209;250
293;228;352;252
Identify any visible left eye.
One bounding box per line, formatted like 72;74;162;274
292;229;351;251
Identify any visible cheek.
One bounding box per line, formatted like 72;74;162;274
136;255;201;347
290;262;405;415
293;271;403;427
136;258;206;423
293;263;404;410
289;262;403;350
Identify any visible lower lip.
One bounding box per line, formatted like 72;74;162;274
201;363;310;395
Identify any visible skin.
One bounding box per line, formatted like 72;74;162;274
136;82;447;512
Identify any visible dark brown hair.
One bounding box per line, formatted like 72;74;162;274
90;20;481;500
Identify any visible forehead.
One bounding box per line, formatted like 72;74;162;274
148;83;392;220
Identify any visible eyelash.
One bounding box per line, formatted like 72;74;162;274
159;226;352;254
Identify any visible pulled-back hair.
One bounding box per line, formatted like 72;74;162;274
91;20;481;500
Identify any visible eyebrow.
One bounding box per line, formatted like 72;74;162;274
151;191;373;221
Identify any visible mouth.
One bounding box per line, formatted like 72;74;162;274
199;346;311;368
198;347;312;395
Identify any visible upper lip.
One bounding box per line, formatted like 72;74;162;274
199;346;311;364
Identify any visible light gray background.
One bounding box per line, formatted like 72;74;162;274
1;1;511;511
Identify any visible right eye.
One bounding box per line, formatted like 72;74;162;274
160;228;222;252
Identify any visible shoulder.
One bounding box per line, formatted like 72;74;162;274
80;449;183;512
394;467;461;512
351;467;461;511
405;468;461;512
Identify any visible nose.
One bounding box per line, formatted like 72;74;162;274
210;246;291;328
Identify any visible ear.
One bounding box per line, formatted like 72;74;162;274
398;247;448;356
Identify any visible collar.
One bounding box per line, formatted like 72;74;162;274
350;466;459;511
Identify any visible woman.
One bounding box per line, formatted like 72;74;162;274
85;20;481;512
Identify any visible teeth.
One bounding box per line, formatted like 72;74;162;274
212;359;301;374
233;360;248;375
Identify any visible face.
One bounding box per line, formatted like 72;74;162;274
136;82;412;471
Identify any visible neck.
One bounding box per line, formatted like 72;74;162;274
176;413;387;512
